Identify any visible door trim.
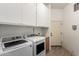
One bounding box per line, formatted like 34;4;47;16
51;20;63;46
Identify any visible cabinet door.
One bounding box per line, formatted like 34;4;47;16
0;3;22;24
37;4;49;27
22;3;36;26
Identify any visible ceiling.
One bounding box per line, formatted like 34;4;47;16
45;3;68;9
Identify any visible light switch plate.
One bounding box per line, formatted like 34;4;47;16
72;25;77;31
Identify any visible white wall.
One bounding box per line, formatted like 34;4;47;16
63;4;79;55
33;27;48;36
51;8;63;21
0;25;33;36
0;25;47;37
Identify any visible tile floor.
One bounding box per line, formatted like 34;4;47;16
46;47;72;56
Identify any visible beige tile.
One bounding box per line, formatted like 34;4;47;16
46;47;71;56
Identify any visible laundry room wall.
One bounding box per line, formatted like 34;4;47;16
0;25;47;37
63;3;79;55
34;27;48;36
51;8;64;21
0;25;33;36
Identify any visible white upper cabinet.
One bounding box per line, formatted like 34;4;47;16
0;3;49;27
0;3;22;24
37;4;49;27
22;3;36;26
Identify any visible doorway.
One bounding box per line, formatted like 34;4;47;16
51;21;63;47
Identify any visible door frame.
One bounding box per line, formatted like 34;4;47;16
50;20;63;47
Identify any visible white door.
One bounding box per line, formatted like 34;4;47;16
37;3;49;27
0;3;22;24
51;21;63;46
22;3;36;26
